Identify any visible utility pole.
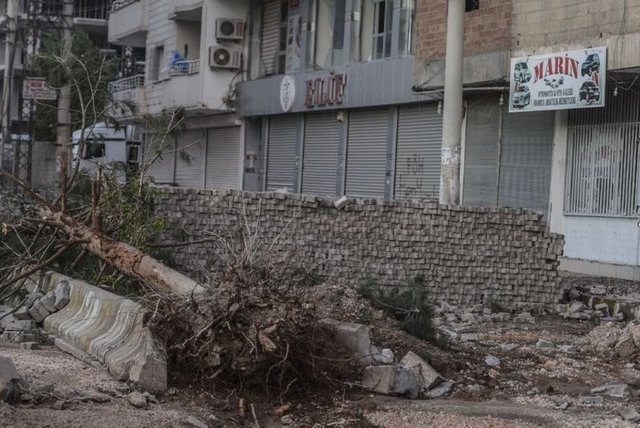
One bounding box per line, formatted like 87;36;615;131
56;0;73;210
439;0;465;205
1;0;18;174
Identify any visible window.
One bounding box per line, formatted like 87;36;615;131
565;127;639;217
372;0;392;59
151;45;164;81
276;0;289;74
314;0;346;68
465;0;479;12
84;140;106;159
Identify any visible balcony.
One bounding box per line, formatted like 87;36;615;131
108;0;147;48
167;60;200;77
169;0;202;21
109;74;146;118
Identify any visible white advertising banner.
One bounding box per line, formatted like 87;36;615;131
509;47;606;113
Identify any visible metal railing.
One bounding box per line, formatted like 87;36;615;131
111;0;139;12
109;74;144;92
168;59;200;76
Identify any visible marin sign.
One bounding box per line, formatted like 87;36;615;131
509;47;606;113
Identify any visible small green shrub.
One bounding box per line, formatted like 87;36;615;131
357;274;447;348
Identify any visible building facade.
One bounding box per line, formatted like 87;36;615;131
107;0;248;189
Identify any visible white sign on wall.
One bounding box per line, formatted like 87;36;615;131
509;47;606;113
22;77;57;101
279;75;296;112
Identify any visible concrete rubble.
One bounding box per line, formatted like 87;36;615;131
1;271;168;393
0;356;25;403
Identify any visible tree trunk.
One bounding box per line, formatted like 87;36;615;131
41;208;204;297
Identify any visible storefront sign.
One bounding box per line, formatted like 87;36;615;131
22;77;57;100
304;71;347;108
279;75;296;112
509;47;606;113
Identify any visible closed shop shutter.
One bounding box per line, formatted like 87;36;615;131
205;126;241;189
301;112;340;196
175;129;205;188
394;104;442;200
146;134;175;185
499;108;554;212
345;109;389;198
463;97;501;206
266;115;298;191
261;0;280;76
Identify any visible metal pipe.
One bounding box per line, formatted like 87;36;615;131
439;0;465;204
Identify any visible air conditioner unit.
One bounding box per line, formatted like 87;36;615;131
215;18;245;41
209;45;242;70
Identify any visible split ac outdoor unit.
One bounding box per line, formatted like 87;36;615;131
215;18;245;41
209;45;242;70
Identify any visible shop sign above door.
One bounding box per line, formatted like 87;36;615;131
304;70;347;108
509;47;606;113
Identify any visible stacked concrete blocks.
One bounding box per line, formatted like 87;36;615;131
154;188;565;307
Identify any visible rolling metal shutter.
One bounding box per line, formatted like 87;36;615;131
301;112;340;195
394;104;442;200
175;129;205;188
205;126;241;189
146;134;175;185
499;108;554;213
345;109;389;198
463;97;501;206
266;115;298;191
261;0;280;76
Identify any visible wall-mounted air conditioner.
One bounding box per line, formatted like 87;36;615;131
209;45;242;70
215;18;245;41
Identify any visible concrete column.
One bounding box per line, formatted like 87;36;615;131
548;110;568;235
439;0;464;205
56;0;74;209
1;0;18;172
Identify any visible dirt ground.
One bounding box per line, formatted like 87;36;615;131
3;273;640;427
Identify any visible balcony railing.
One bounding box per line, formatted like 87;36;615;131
111;0;139;12
109;74;144;92
168;59;200;76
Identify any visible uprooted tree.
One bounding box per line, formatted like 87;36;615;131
0;29;356;394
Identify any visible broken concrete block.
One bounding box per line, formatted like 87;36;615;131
514;312;535;324
53;281;70;310
361;365;419;397
582;395;604;405
320;319;376;365
620;407;640;422
426;380;454;398
373;348;394;364
590;383;631;398
400;351;444;390
536;339;555;348
185;416;208;428
37;293;57;314
27;303;48;323
333;196;349;210
127;391;148;409
568;301;587;313
460;313;477;323
13;306;31;320
20;342;40;351
484;355;500;367
0;357;23;402
459;333;479;342
594;303;610;317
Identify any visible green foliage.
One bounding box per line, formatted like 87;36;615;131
357;275;448;348
99;170;166;251
31;30;120;141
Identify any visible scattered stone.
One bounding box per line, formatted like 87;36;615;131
127;391;148;409
487;369;500;379
460;313;477;323
167;387;177;396
500;343;518;352
281;414;294;425
53;281;70;310
185;415;208;428
13;306;31;320
559;345;576;353
142;391;157;404
20;342;40;351
52;400;66;410
594;303;610;317
484;355;500;367
556;400;571;411
514;312;535;324
590;383;631;398
536;339;555;348
620;406;640;422
426;380;454;398
0;356;23;403
400;351;444;390
467;384;484;395
445;313;458;323
582;395;604;405
459;333;479;342
527;387;540;396
115;384;131;394
31;383;54;396
568;302;587;313
374;348;394;364
361;365;419;397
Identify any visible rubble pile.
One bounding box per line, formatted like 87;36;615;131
0;277;69;346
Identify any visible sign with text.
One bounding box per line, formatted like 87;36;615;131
304;70;346;108
22;78;57;101
509;47;606;113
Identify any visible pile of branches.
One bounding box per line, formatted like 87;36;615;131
148;210;353;395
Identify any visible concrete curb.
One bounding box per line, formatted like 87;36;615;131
40;271;167;392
